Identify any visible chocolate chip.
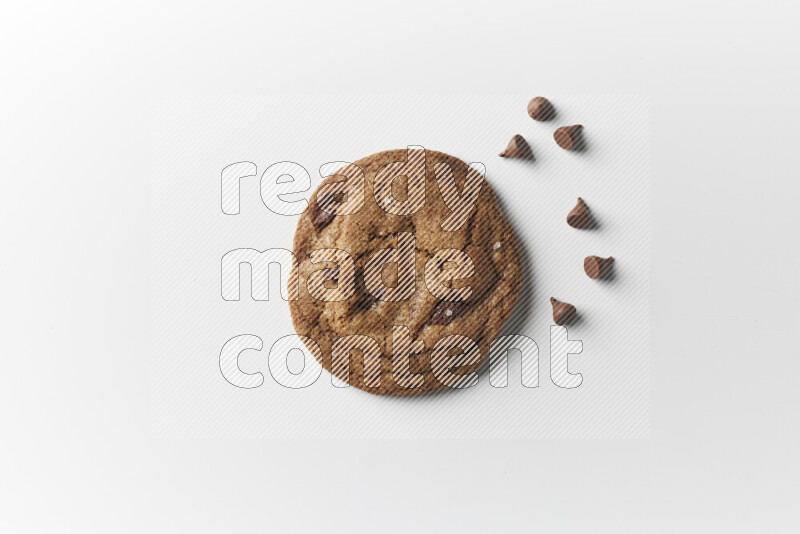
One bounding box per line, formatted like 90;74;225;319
550;297;577;325
584;256;614;279
429;301;469;325
567;197;593;229
312;193;343;231
313;209;335;231
553;125;583;150
527;96;555;121
499;134;532;158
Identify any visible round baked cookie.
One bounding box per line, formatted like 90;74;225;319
289;148;522;396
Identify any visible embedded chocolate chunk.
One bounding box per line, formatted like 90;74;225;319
312;193;343;231
317;192;344;209
429;301;469;325
353;293;377;311
313;209;335;231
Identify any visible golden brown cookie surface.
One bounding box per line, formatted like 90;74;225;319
289;149;522;396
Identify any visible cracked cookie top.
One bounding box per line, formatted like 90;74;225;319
289;148;522;396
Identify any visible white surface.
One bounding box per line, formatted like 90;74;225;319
1;0;799;532
151;94;650;438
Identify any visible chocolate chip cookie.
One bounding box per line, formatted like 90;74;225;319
289;148;522;396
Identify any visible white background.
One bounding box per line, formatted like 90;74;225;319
1;0;799;532
152;94;650;439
